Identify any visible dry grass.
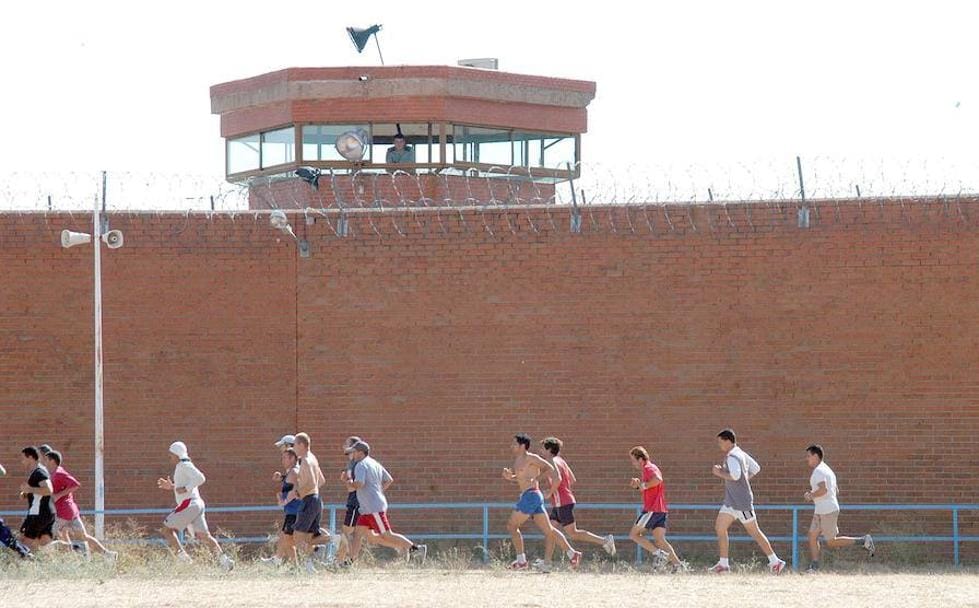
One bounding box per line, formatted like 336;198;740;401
1;552;976;608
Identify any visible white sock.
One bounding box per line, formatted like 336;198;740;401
767;553;780;565
566;549;576;559
719;557;730;567
516;553;527;563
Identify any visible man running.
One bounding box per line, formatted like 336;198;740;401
0;461;32;559
157;441;234;570
539;437;615;566
45;450;117;561
289;432;328;573
337;435;371;565
709;429;785;574
503;433;582;570
19;446;56;550
628;446;686;572
804;444;875;572
349;440;427;564
263;445;302;565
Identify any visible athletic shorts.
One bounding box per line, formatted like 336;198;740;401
357;512;392;534
810;511;840;539
514;489;546;516
343;504;361;528
549;504;576;526
282;513;297;535
719;505;756;524
635;511;668;530
164;498;209;534
294;494;322;534
21;514;55;540
53;516;87;537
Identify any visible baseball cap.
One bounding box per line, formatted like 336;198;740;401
343;436;363;453
275;434;296;448
169;441;189;459
350;440;370;455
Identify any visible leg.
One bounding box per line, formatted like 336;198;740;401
742;519;775;556
714;512;735;559
533;514;571;552
563;522;606;546
629;524;659;555
0;520;30;558
651;527;681;564
196;530;224;556
506;511;530;558
808;528;822;562
825;536;859;548
161;526;183;553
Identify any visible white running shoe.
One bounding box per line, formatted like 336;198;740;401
707;562;731;574
863;534;876;557
410;544;428;565
533;560;553;573
304;557;317;574
602;534;617;556
176;551;192;564
103;550;118;563
219;553;234;572
650;550;669;570
260;555;283;566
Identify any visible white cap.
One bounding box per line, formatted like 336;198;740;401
169;441;189;459
274;434;296;448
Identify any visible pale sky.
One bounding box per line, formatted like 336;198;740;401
1;1;977;205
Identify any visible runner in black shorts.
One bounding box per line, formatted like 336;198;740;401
336;436;363;564
18;447;56;550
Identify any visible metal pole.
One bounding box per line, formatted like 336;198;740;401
953;508;960;567
93;195;105;539
374;34;385;65
791;507;799;571
482;505;490;563
796;156;806;203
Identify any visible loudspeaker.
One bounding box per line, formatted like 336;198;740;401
102;230;124;249
61;230;92;248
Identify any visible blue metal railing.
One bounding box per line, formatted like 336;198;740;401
3;502;976;570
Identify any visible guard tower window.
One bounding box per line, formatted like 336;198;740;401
301;124;370;162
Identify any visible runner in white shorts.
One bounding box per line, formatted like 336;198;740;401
157;441;233;570
709;429;785;574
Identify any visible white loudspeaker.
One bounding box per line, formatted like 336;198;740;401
61;230;92;248
102;230;124;249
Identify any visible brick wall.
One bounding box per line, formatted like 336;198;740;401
2;199;978;549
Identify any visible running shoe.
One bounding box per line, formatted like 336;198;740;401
707;562;731;574
508;559;529;570
569;550;583;570
219;553;235;572
863;534;876;557
770;559;786;575
602;534;617;556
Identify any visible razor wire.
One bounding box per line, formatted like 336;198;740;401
1;158;978;239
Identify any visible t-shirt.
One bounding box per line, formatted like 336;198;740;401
550;457;576;507
809;461;840;515
172;459;206;504
726;447;761;481
641;462;668;513
353;456;393;515
50;466;81;520
26;466;55;518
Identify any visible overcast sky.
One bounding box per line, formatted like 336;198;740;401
2;1;976;204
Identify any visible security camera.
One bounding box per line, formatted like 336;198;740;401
358;74;370;82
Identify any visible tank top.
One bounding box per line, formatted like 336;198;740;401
551;457;576;507
282;464;302;515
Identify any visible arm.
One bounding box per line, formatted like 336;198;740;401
35;479;54;496
565;463;577;486
805;481;829;502
542;463;562;499
711;457;738;481
744;454;761;480
52;480;81;502
501;468;517;482
381;468;393;492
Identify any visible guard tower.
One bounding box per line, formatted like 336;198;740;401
209;66;596;209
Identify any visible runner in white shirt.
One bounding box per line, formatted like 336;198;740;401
157;441;234;570
804;444;875;572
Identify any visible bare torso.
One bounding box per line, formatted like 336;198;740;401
512;453;544;493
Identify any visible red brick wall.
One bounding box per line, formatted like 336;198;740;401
2;199;978;545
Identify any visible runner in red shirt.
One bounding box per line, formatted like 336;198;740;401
45;450;116;560
539;437;616;569
628;446;686;572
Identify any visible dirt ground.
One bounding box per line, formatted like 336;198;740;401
1;565;976;608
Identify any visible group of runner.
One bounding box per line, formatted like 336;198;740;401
1;428;875;574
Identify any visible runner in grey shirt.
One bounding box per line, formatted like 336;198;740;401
348;441;427;563
709;429;785;575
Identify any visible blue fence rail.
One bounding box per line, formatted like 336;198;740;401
3;502;976;570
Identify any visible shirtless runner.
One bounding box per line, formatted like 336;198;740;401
503;433;582;570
